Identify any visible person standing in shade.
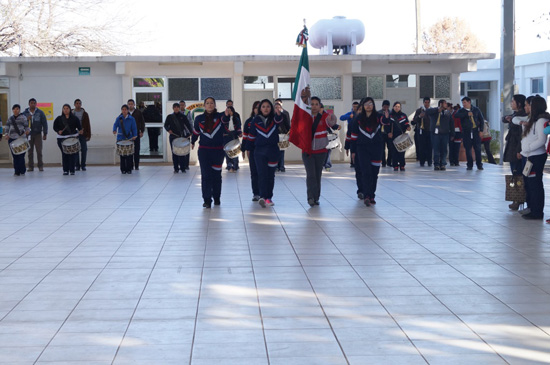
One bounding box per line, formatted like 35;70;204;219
191;97;231;208
412;97;433;167
384;102;411;171
23;98;48;172
224;100;242;172
275;99;291;172
242;101;261;201
179;100;193;171
53;104;82;176
502;94;527;210
426;100;454;170
113;105;137;174
449;104;462;166
165;103;193;173
513;96;549;220
72;99;91;171
5;104;30;176
144;102;162;152
454;96;485;171
128;99;145;170
379;100;392;167
341;101;359;168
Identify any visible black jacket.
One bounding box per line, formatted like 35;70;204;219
426;108;454;136
164;112;193;138
53;114;81;136
454;106;484;131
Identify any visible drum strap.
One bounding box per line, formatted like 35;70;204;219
311;113;323;142
10;116;22;136
120;117;130;139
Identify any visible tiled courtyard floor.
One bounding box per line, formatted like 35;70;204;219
0;162;549;364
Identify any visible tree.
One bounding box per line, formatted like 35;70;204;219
421;17;486;54
0;0;131;56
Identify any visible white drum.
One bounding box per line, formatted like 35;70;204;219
393;133;414;153
61;137;81;155
278;134;290;150
9;137;30;155
116;140;135;156
326;131;340;150
223;139;241;159
172;137;191;156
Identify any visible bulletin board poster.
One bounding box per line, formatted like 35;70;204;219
325;105;334;115
37;103;54;121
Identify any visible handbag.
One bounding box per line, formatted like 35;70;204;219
482;121;491;139
522;160;533;177
505;175;526;203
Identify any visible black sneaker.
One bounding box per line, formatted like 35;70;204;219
477;166;484;170
434;166;440;171
63;171;69;175
214;199;221;206
203;201;212;208
70;172;75;175
358;192;364;200
82;167;86;171
467;166;473;170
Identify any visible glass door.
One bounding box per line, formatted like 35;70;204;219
135;91;165;161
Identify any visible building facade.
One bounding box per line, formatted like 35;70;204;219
1;54;493;165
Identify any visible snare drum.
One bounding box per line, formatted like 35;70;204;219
278;134;290;150
116;140;135;156
61;137;81;155
393;133;414;153
172;137;191;156
9;137;30;155
326;131;340;150
223;139;241;159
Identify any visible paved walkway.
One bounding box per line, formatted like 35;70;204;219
0;162;549;364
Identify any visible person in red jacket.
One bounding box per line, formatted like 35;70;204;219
301;96;338;206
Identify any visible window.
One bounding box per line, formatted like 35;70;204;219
310;77;342;100
277;77;295;99
420;75;451;98
353;76;383;100
244;76;274;90
532;78;543;94
200;78;231;100
467;81;490;91
0;77;8;89
386;74;416;88
168;78;199;101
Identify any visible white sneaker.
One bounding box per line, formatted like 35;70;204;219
259;198;266;208
519;207;531;215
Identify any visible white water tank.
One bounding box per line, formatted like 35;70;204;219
310;16;365;55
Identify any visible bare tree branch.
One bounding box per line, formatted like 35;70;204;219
421;17;486;54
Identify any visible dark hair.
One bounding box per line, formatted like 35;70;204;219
250;100;260;118
357;97;378;130
423;97;431;102
311;96;321;104
526;95;536;105
179;100;186;104
12;104;21;110
74;99;82;104
127;99;135;104
28;98;37;103
523;96;548;137
275;98;283;103
121;104;129;110
203;97;217;133
352;101;359;105
62;104;72;116
512;94;526;110
226;99;233;105
382;100;390;106
258;99;274;119
172;103;180;108
461;96;471;103
438;99;446;107
393;101;401;107
320;103;324;109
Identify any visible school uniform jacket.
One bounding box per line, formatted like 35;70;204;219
191;112;230;149
241;116;255;152
248;114;283;149
382;111;409;138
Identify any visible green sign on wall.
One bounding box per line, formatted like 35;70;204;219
79;67;90;76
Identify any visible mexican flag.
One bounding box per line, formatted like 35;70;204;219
289;27;312;152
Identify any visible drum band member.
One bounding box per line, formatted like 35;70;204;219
5;104;31;176
113;104;137;174
53;104;82;175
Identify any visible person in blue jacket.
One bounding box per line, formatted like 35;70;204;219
191;97;231;208
248;99;284;207
341;101;359;168
241;100;261;201
113;104;137;174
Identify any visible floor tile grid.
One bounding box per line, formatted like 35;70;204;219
0;172;146;325
311;166;549;362
28;170;189;363
284;168;515;362
274;172;429;364
108;168;202;365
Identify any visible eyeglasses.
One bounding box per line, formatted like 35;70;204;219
364;102;373;106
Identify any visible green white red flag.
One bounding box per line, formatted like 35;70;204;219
289;26;313;152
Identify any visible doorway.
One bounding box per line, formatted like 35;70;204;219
135;92;165;161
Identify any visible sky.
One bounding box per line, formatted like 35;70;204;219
98;0;549;57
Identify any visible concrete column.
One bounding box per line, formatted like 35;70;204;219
499;0;514;164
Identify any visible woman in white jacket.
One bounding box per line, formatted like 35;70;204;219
513;96;550;220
